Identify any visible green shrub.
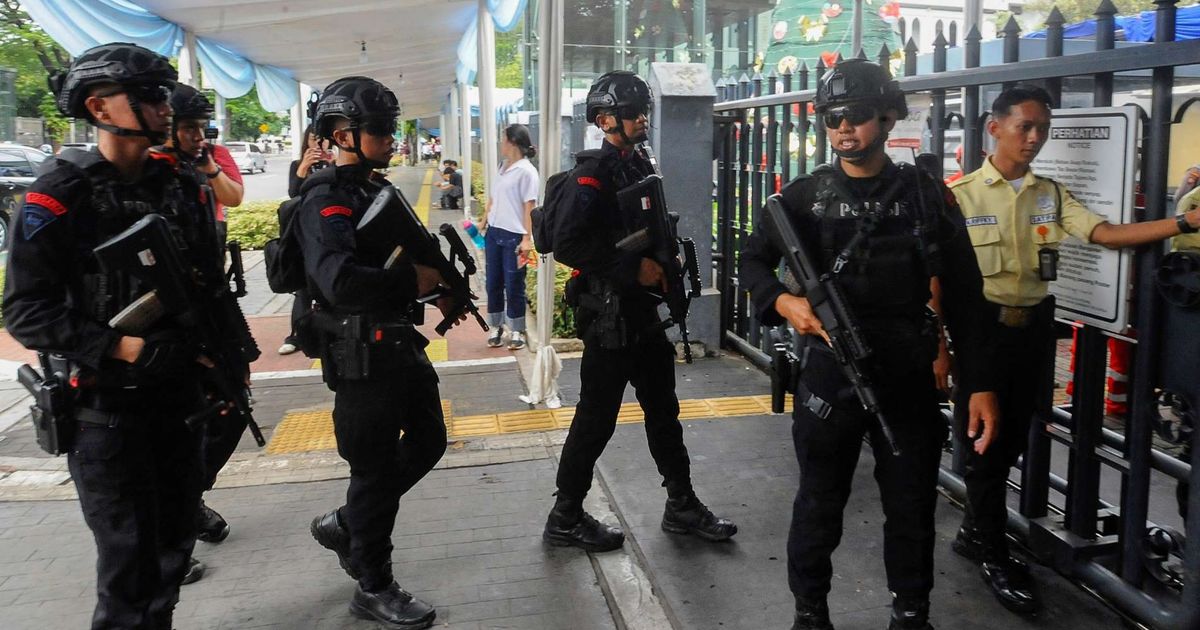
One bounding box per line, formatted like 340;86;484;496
525;261;577;339
225;199;284;250
471;161;486;218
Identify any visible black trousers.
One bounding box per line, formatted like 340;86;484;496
953;308;1054;552
787;346;945;602
68;388;205;630
555;339;692;500
332;352;447;591
200;411;249;492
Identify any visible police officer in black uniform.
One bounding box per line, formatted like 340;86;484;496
739;59;1000;630
2;43;232;629
545;70;738;552
300;76;448;629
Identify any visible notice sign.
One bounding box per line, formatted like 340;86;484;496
1031;106;1139;333
885;93;929;165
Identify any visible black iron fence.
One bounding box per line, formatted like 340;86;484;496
712;2;1198;628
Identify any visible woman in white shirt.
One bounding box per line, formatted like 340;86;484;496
483;124;540;349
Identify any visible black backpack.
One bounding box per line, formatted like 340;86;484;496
531;149;602;254
263;195;305;293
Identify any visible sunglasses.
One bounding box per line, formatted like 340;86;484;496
359;118;397;137
823;104;879;129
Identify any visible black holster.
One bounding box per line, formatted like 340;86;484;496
575;277;627;351
17;353;77;455
311;310;413;382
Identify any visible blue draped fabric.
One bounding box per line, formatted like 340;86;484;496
1026;4;1200;42
456;0;530;87
24;0;298;111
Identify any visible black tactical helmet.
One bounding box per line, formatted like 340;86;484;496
314;76;400;138
585;71;652;124
170;84;214;120
814;58;906;116
51;42;177;119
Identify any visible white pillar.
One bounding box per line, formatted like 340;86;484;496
214;93;229;140
291;82;308;160
446;86;460;168
179;31;199;88
458;82;473;218
477;2;498;204
537;0;564;180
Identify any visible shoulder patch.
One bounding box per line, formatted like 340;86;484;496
320;205;353;218
24;192;68;216
577;176;602;190
22;202;59;239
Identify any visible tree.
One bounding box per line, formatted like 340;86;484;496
1024;0;1158;27
496;22;523;89
37;91;67;143
224;86;287;140
0;2;70;117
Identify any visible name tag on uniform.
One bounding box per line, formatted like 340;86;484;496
1030;213;1057;225
965;215;998;227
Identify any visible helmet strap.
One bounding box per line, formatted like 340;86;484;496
95;93;167;144
832;129;889;163
332;127;389;171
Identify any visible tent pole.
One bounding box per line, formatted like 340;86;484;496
478;2;499;209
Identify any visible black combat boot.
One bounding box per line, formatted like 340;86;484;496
543;494;625;552
197;500;230;543
791;597;834;630
950;525;988;562
181;557;205;585
980;556;1039;615
310;508;359;579
349;581;436;629
661;494;738;541
887;597;933;630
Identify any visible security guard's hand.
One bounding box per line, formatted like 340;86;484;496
967;391;1000;454
638;258;668;293
774;294;830;345
932;341;954;394
413;264;445;297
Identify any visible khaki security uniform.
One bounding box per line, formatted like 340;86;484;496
1173;186;1200;252
945;157;1106;553
949;158;1107;307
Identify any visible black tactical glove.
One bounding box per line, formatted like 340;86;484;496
134;330;201;376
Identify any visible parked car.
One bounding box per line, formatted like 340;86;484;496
226;142;267;174
0;144;45;249
57;142;97;154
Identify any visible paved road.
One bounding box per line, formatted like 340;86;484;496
239;154;294;202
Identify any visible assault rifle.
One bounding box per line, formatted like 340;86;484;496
358;185;488;335
614;173;702;363
762;194;900;456
94;214;265;446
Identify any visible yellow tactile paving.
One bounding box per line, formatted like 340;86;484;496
266;393;789;453
266;409;337;454
426;339;449;363
415;167;434;224
497;409;557;433
708;396;772;417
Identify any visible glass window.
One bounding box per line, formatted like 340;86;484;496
250;145;261;153
0;150;34;178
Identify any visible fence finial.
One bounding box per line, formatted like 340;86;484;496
1046;7;1066;28
1095;0;1119;17
1002;15;1022;37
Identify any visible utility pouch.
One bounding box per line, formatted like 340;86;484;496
17;354;77;456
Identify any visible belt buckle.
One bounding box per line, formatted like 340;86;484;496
997;306;1031;328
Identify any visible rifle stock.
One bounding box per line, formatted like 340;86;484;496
94;214;265;447
359;186;488;335
762;194;901;456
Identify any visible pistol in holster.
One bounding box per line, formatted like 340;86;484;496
576;277;627;351
17;353;77;455
311;310;412;382
768;328;799;414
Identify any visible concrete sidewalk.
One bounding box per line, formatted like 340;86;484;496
0;164;1136;629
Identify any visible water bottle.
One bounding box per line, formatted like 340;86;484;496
461;219;486;250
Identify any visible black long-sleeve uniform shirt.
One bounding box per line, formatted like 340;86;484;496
553;140;663;328
295;164;418;317
739;159;996;394
2;150;214;375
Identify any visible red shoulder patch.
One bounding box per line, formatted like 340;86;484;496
577;176;602;190
25;192;68;216
147;150;178;166
320;205;353;218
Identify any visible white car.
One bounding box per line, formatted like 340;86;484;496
227;142;267;174
58;142;97;154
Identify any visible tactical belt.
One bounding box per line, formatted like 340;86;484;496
75;407;122;428
793;377;834;420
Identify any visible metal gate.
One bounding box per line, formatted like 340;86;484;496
711;2;1198;628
